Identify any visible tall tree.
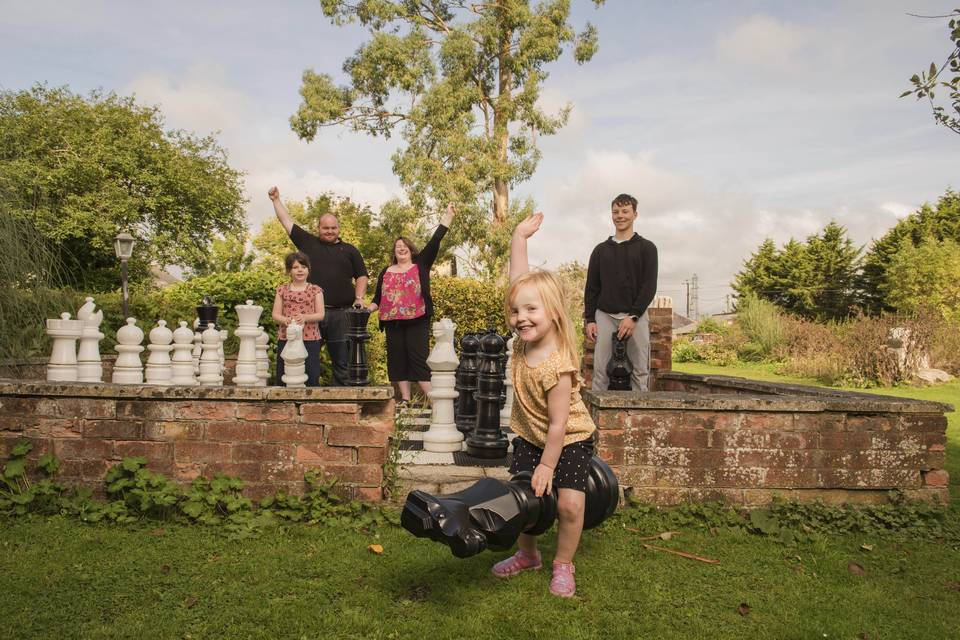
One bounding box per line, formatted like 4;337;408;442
902;8;960;135
804;221;860;320
0;85;247;290
733;223;861;320
883;236;960;321
858;189;960;313
290;0;604;273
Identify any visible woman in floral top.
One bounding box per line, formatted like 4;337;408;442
272;252;325;386
367;204;455;404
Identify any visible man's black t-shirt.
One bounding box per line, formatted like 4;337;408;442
290;225;368;308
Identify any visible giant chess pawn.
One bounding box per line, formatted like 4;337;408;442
46;312;84;382
454;333;481;437
112;318;145;384
233;300;263;386
198;324;223;386
423;318;463;453
280;322;308;387
255;326;270;387
466;332;509;459
170;321;198;386
145;320;174;386
76;297;104;382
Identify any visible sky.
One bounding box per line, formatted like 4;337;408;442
2;0;957;315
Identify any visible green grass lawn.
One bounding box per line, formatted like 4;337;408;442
2;364;959;639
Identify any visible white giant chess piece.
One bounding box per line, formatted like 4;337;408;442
255;326;270;387
76;297;104;382
145;320;174;386
46;312;84;382
423;318;464;452
171;321;198;386
198;324;223;386
191;318;202;376
500;334;516;431
280;322;308;387
112;318;145;384
233;300;263;386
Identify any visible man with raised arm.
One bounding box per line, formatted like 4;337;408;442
268;186;368;386
583;193;658;392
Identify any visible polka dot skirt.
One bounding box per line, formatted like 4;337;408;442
509;436;595;493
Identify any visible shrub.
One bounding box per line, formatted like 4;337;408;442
431;276;507;337
735;293;786;361
672;338;701;363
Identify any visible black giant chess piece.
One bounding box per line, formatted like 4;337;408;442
465;332;509;459
196;296;219;331
401;456;619;558
454;332;480;437
345;308;372;386
605;332;633;391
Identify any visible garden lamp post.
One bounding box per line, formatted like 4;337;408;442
114;233;136;318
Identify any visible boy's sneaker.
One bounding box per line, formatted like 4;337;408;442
491;549;542;578
550;561;576;597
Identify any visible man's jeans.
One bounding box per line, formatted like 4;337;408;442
591;310;650;392
321;308;349;386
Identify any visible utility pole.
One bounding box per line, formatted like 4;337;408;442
683;278;691;318
691;273;700;321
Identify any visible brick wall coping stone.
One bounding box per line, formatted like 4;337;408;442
0;379;392;402
657;371;949;403
586;372;952;414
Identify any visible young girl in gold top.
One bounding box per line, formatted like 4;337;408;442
491;212;597;598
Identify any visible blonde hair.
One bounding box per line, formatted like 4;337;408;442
505;270;580;368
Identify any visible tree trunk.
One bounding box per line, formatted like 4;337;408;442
492;28;513;227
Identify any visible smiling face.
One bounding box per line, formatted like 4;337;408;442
611;201;637;234
394;239;411;262
288;260;309;283
509;282;554;345
317;214;340;243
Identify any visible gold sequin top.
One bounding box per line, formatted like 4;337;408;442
509;340;597;449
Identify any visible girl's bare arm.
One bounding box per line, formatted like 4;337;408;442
509;212;544;282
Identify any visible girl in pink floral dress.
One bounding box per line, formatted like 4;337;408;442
272;252;325;386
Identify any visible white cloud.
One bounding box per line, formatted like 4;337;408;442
716;15;808;70
122;64;403;237
528;149;917;314
125;63;252;134
880;201;915;219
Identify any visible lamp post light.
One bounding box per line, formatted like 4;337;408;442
114;233;136;318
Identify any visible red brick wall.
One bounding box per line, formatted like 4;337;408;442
0;382;394;502
585;375;950;506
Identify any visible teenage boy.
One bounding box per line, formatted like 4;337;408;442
268;186;368;386
583;194;658;391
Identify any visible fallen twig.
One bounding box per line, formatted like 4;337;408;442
642;543;720;565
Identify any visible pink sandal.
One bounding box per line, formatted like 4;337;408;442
550;561;576;597
491;549;542;578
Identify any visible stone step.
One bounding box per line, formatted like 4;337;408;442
394;464;513;500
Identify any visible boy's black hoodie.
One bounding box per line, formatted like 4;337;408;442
583;233;658;322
